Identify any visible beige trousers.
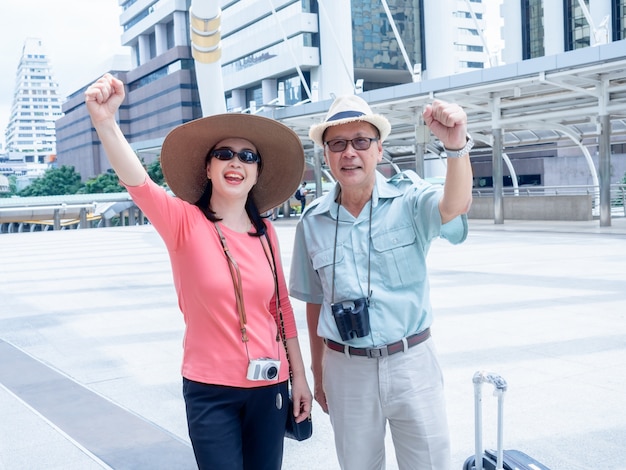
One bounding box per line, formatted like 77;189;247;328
323;338;451;470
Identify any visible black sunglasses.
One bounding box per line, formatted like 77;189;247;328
210;148;261;164
324;137;379;152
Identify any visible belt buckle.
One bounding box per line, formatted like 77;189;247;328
366;346;388;358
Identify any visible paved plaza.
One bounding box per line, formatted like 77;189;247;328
1;217;625;469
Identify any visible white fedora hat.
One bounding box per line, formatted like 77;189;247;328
309;95;391;148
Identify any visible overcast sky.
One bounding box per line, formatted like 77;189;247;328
0;0;128;146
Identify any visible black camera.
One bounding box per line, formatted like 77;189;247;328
331;298;371;341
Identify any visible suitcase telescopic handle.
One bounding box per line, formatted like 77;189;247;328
472;371;508;470
472;370;508;391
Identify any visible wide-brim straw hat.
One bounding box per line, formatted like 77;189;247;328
160;113;305;213
309;94;391;148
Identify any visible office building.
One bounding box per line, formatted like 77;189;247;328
56;0;492;179
54;0;624;202
220;0;489;109
502;0;625;61
4;38;63;164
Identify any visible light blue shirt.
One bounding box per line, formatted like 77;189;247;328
289;170;468;347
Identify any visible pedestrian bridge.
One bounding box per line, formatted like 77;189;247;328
1;184;624;233
0;193;140;233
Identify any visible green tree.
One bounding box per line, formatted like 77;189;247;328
146;158;164;186
79;171;124;194
19;165;83;197
0;175;18;198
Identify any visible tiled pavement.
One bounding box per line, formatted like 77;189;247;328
1;217;625;469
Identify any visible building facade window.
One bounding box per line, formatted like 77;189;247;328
166;21;175;49
301;0;317;14
613;0;626;40
246;86;263;112
133;45;140;68
225;92;232;111
278;74;310;106
460;61;484;69
454;11;482;20
149;32;157;60
565;0;590;50
124;8;149;31
459;28;480;36
455;44;484;52
351;0;423;74
127;59;195;92
521;0;544;59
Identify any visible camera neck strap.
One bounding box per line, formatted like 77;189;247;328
214;222;249;344
331;193;373;305
261;233;293;382
214;222;281;364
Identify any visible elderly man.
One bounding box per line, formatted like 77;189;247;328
289;94;473;470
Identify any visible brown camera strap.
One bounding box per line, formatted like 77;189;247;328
214;222;249;343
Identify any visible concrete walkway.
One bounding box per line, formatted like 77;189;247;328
1;217;625;469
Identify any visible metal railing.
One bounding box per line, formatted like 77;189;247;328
472;183;626;217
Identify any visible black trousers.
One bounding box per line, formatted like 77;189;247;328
183;378;289;470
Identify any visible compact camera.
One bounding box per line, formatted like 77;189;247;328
247;358;281;381
331;297;371;341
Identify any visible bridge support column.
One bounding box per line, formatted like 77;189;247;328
492;128;504;224
53;209;61;231
598;113;611;227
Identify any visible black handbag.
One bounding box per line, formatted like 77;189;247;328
263;234;312;441
285;391;313;441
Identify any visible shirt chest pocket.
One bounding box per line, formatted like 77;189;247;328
312;245;345;296
372;226;425;288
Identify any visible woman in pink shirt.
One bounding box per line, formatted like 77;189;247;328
85;73;312;469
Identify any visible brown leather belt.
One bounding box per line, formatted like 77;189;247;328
324;328;431;358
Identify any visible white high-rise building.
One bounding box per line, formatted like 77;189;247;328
4;38;63;164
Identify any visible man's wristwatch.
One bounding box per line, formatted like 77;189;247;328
442;133;474;158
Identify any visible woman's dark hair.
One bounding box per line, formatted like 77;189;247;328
193;147;268;237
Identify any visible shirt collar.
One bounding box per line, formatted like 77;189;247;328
374;170;404;201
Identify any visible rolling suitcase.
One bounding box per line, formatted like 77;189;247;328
462;370;551;470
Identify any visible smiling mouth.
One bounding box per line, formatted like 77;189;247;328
224;172;244;182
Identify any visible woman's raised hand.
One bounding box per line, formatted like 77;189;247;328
84;73;126;125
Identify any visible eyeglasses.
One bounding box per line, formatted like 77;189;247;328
324;137;379;152
210;148;261;164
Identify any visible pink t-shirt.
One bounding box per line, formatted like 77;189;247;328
126;177;297;388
